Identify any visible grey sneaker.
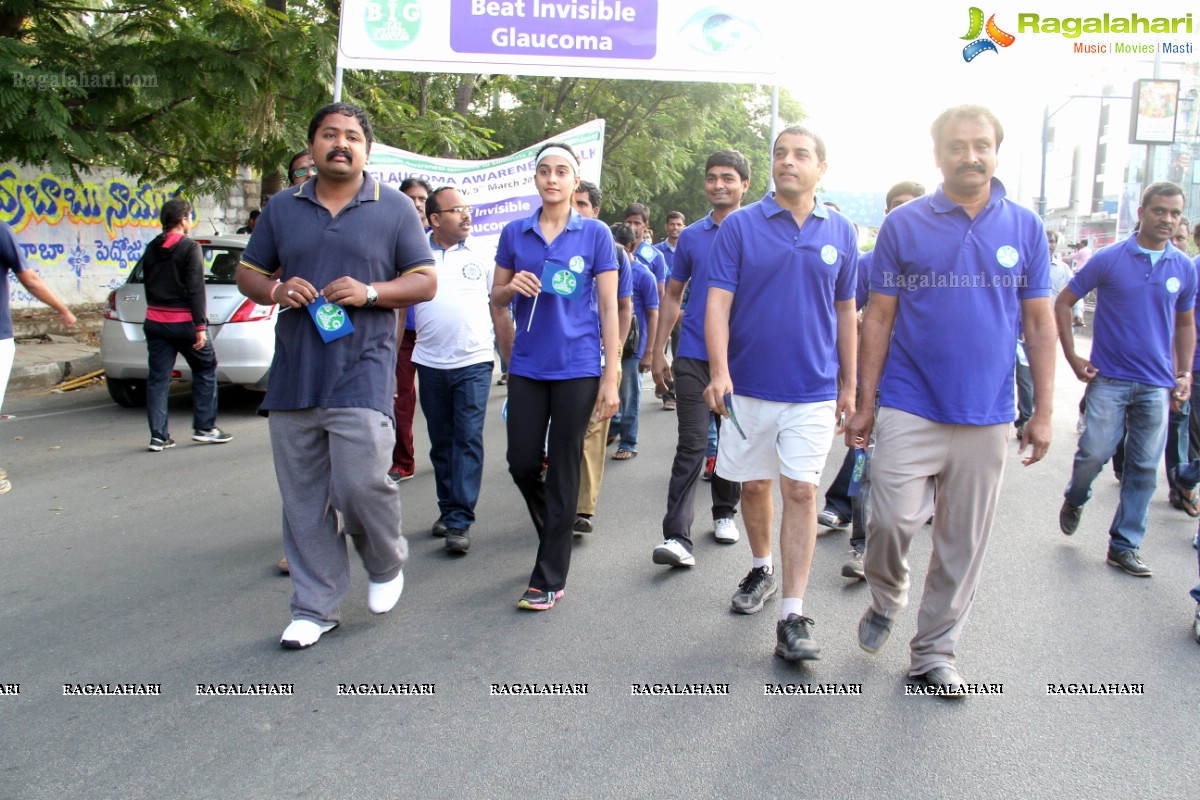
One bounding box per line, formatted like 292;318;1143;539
857;607;893;653
574;515;594;534
192;427;232;444
431;517;448;537
148;437;176;452
841;548;865;580
1059;500;1082;535
1193;604;1200;645
775;614;821;661
1106;548;1152;577
730;566;777;614
445;529;469;555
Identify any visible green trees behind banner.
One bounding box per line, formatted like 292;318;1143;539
0;0;801;221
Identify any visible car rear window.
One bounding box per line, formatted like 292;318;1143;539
128;245;245;285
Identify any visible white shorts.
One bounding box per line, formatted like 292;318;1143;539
716;394;837;485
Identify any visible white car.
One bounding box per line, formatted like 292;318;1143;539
100;234;278;407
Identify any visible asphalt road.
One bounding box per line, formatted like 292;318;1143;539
1;347;1198;800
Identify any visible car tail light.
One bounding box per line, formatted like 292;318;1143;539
103;289;120;320
228;298;277;323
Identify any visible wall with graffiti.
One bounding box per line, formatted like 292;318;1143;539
1;164;257;310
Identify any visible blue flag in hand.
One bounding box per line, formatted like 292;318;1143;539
539;258;587;302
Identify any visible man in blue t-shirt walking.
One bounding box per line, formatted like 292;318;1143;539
705;127;859;662
1055;181;1197;578
847;105;1056;694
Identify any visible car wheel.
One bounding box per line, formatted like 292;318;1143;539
107;377;147;408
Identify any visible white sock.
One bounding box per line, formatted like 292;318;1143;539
752;556;773;572
780;597;804;620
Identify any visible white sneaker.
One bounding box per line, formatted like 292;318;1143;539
367;570;405;614
652;538;695;567
714;518;740;544
280;619;337;649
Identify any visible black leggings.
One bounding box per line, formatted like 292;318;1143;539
506;374;600;592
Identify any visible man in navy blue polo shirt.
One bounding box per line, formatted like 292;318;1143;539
705;127;858;662
1056;181;1197;578
847;105;1056;694
237;102;436;649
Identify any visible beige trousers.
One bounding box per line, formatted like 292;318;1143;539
865;407;1009;675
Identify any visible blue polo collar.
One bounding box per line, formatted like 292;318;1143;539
520;206;584;234
930;177;1007;215
757;192;830;221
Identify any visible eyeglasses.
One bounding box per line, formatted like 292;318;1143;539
292;166;314;179
433;206;471;216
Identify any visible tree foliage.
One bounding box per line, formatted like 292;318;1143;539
0;1;495;195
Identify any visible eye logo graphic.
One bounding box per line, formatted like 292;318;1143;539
961;7;1016;62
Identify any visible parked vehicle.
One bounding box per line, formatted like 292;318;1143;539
100;235;277;407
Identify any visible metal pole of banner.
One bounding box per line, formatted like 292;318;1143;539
768;80;779;192
333;65;345;102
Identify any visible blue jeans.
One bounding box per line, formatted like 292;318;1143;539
416;361;492;530
706;413;718;458
144;320;218;440
1065;376;1169;553
615;356;642;451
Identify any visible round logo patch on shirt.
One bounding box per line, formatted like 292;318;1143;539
314;303;347;332
996;246;1019;269
551;270;578;295
569;255;586;273
821;244;838;265
1167;276;1181;294
462;262;483;281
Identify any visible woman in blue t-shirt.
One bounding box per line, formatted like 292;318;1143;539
490;142;621;611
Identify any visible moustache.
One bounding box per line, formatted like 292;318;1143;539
326;149;353;162
955;164;986;174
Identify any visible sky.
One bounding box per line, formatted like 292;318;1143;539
779;0;1199;204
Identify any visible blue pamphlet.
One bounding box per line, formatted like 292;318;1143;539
307;296;355;343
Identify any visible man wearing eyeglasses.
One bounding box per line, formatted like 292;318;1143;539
288;150;314;187
415;188;515;555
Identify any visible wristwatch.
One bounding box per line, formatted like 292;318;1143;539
364;283;379;308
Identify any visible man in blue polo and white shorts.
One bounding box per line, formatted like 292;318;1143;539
705;125;859;661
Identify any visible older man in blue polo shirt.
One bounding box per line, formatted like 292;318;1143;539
238;102;436;649
847;105;1056;694
1056;181;1197;578
705;127;858;662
